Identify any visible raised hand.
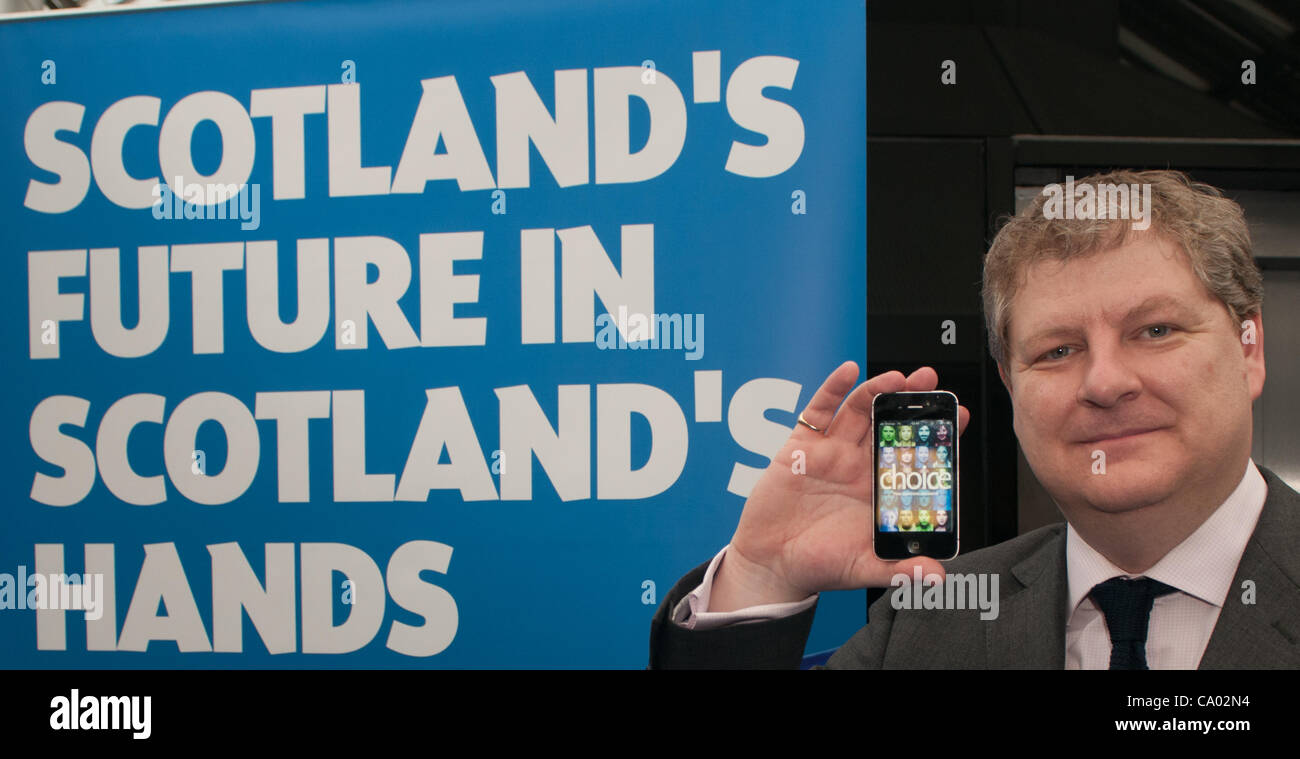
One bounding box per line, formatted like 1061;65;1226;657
709;362;971;611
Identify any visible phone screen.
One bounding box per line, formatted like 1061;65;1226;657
875;419;955;533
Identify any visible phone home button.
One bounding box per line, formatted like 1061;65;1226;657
907;540;921;554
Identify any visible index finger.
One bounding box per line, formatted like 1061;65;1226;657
907;365;972;437
840;367;971;445
829;369;909;444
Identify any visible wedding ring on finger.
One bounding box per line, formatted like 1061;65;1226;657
797;412;824;433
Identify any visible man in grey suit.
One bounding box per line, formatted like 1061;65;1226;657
649;169;1300;669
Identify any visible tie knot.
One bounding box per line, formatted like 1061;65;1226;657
1090;576;1178;649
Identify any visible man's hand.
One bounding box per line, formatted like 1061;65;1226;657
710;363;971;611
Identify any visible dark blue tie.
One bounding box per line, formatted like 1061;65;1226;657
1089;577;1179;670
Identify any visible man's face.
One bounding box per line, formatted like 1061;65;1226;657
916;446;930;465
998;233;1265;517
899;426;914;443
882;447;896;466
898;509;915;529
900;449;914;466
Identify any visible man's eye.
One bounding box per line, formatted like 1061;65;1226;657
1040;345;1071;361
1144;324;1175;338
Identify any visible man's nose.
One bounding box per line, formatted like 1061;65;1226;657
1076;338;1142;407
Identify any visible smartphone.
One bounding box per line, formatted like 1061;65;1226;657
872;390;959;560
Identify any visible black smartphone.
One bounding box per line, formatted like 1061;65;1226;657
872;390;959;560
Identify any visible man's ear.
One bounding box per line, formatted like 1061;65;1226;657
1241;310;1265;401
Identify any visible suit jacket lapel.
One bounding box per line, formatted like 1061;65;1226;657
1199;466;1300;669
985;530;1069;668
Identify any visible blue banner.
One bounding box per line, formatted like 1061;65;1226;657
0;0;866;667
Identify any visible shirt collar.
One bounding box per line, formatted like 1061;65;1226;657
1066;458;1267;614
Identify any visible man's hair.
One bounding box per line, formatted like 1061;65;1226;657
982;168;1263;368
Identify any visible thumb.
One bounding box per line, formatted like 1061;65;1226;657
866;556;947;589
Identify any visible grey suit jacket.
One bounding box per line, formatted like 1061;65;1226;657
649;465;1300;669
